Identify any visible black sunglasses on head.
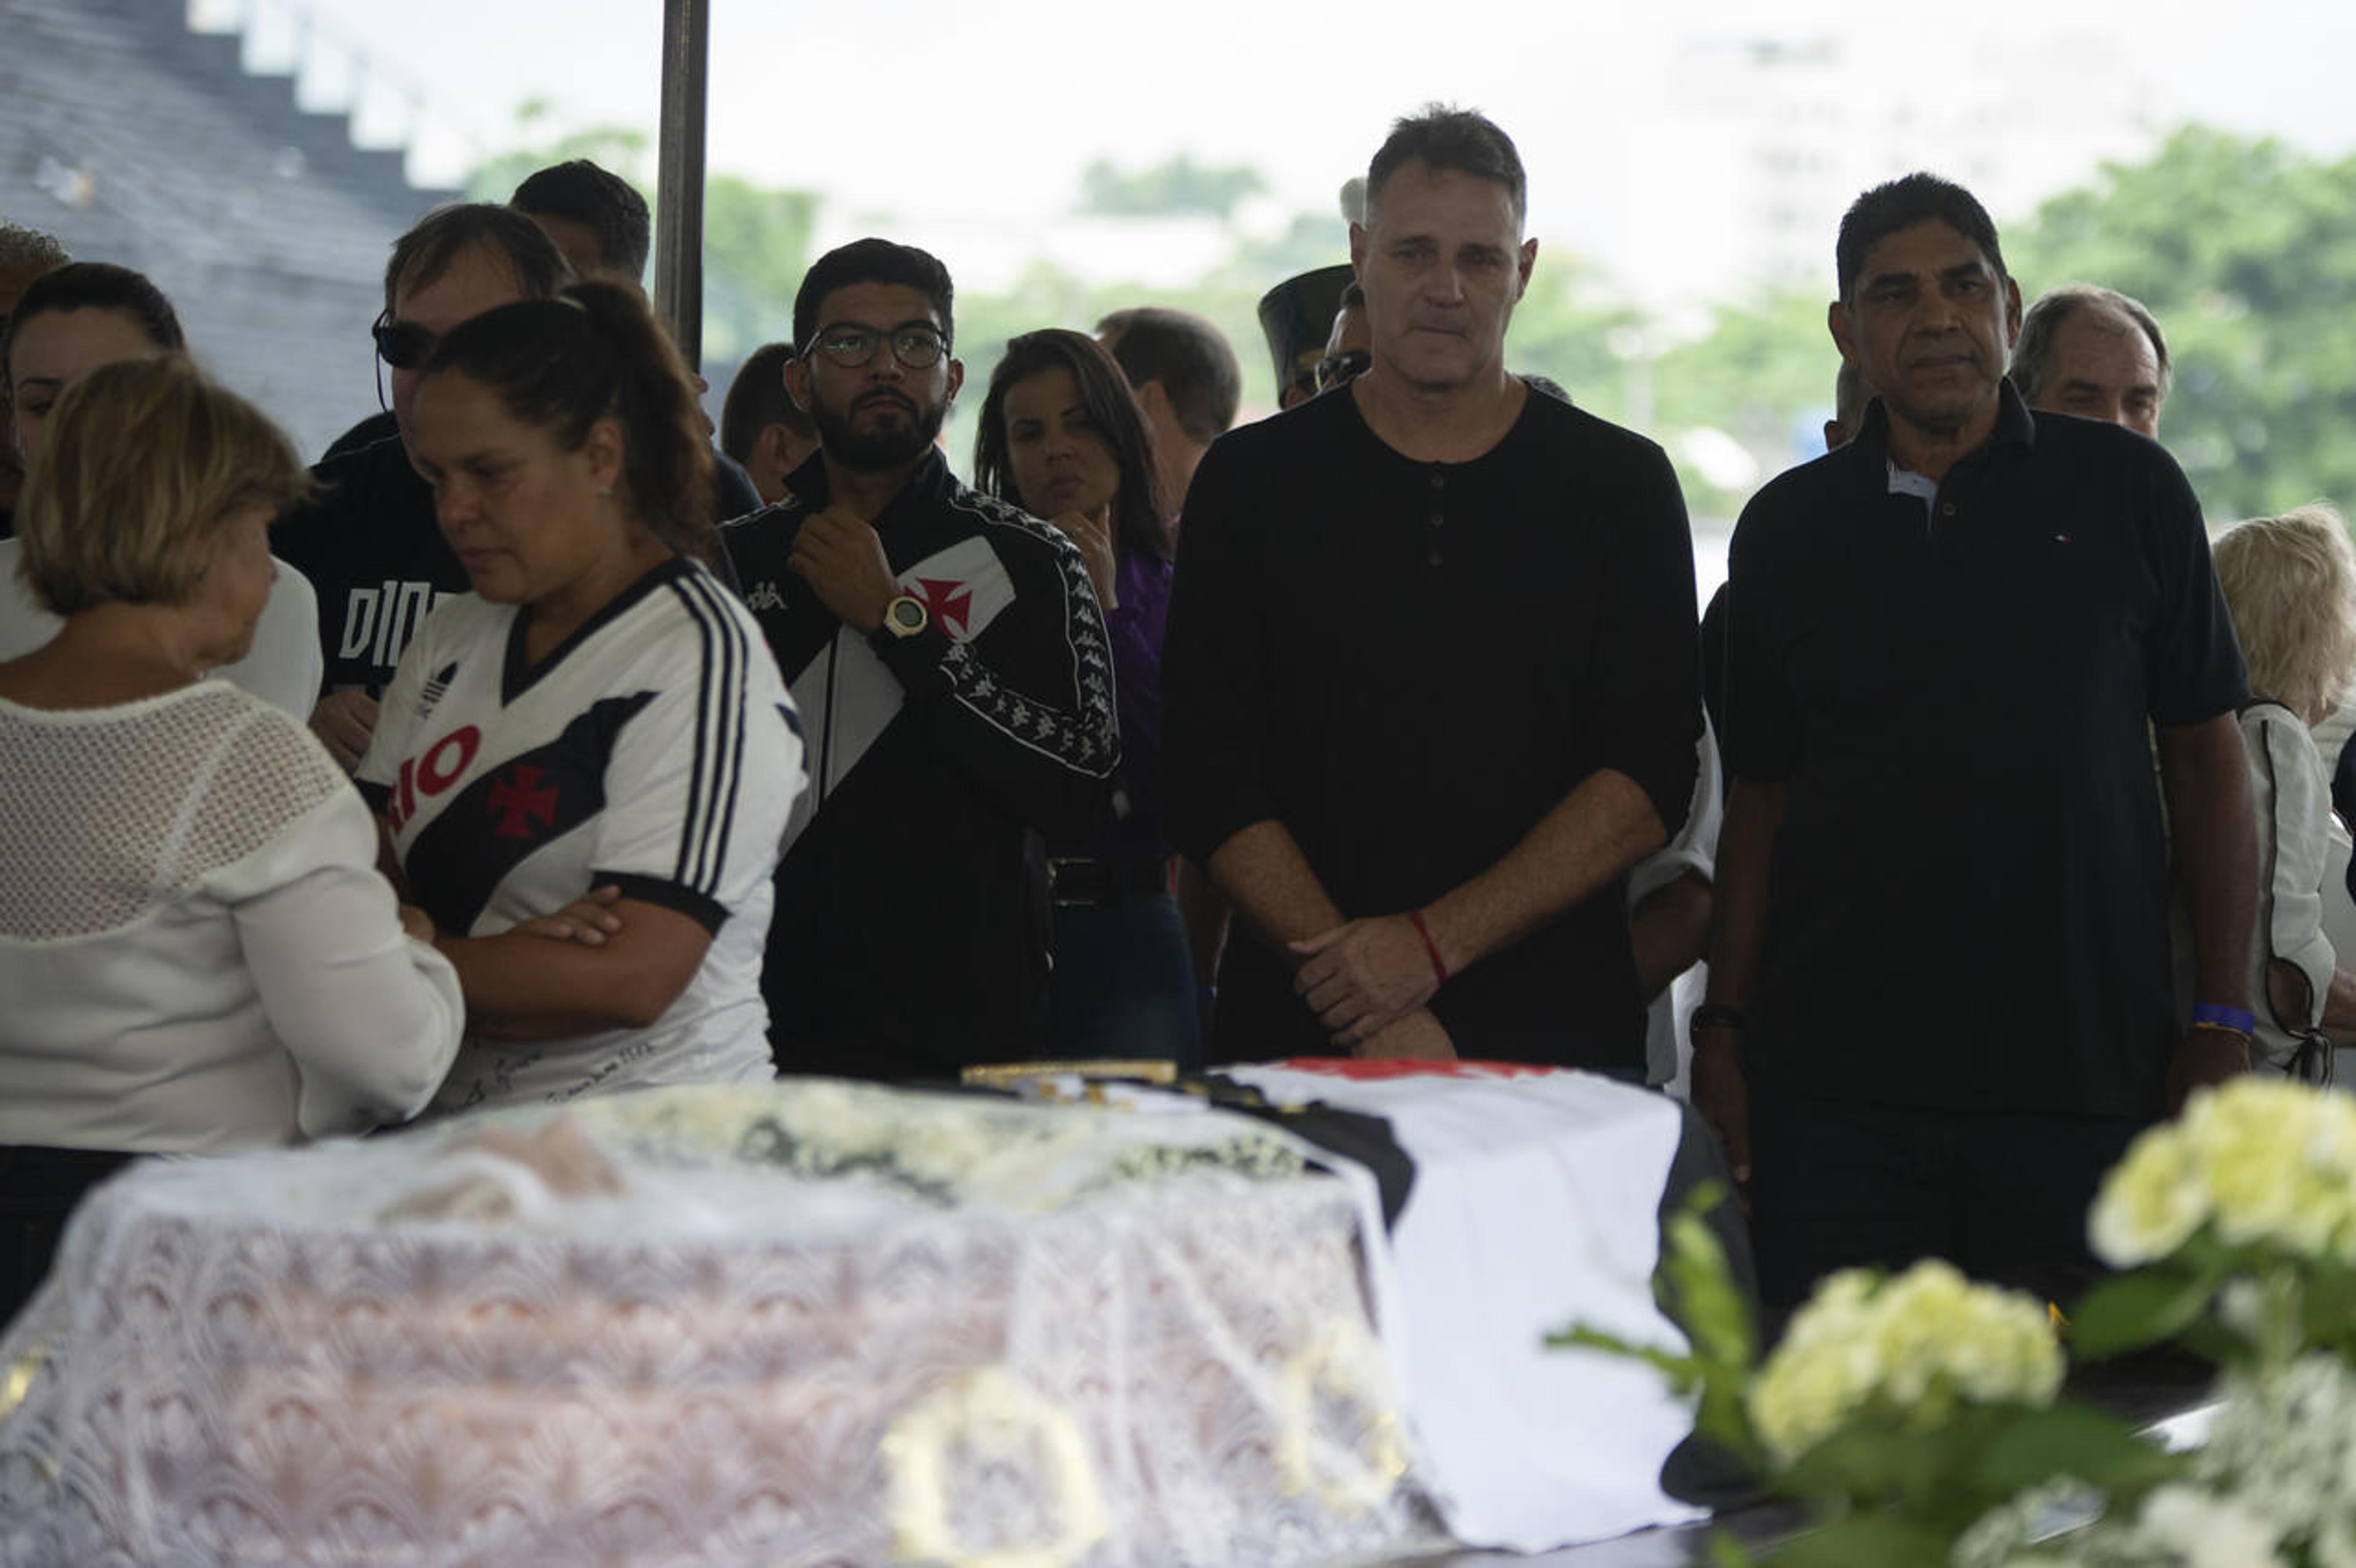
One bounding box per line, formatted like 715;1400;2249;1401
371;313;437;371
1315;347;1371;392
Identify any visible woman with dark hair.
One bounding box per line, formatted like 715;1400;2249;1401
974;328;1196;1064
356;279;802;1110
1;262;321;715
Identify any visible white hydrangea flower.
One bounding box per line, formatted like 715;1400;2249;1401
2128;1484;2285;1568
2091;1080;2356;1267
2190;1354;2356;1553
2088;1126;2208;1267
1747;1260;2063;1466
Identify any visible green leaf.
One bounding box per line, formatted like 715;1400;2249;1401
1779;1417;1950;1510
2068;1267;2220;1359
1707;1528;1761;1568
1546;1326;1700;1391
1974;1404;2185;1499
1763;1510;1956;1568
1663;1199;1760;1373
2298;1262;2356;1345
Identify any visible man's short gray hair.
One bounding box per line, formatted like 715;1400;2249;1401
0;222;70;274
2008;283;2171;404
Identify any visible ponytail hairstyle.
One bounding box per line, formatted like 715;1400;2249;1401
419;279;717;562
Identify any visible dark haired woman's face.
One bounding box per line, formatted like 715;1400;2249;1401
1001;365;1118;523
8;307;169;463
409;370;618;609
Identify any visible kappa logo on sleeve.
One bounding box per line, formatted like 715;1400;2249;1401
744;580;787;612
898;537;1013;643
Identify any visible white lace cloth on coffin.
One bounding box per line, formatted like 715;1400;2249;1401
0;1082;1431;1567
1226;1062;1707;1553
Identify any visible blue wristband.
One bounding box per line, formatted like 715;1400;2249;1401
2192;1002;2257;1035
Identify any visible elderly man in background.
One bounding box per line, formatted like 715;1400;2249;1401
1095;306;1241;523
2008;282;2170;440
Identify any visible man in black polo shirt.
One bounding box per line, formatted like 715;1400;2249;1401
1162;107;1700;1068
1697;174;2257;1309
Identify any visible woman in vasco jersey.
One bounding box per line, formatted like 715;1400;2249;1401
357;280;802;1113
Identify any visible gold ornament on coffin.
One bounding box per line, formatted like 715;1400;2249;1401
881;1365;1111;1568
1276;1320;1411;1517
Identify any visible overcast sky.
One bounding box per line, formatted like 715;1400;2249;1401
248;0;2356;301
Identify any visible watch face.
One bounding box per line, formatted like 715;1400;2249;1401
888;597;926;632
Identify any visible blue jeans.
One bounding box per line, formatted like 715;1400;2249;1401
1047;891;1201;1071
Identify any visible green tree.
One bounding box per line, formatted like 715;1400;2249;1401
2007;126;2356;521
697;175;819;362
1077;155;1268;220
465;105;819;366
464;101;650;204
1646;288;1846;518
1506;252;1644;421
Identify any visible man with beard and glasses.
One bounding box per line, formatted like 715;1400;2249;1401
722;239;1120;1079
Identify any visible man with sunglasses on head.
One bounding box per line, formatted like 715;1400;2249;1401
722;239;1119;1080
1317;282;1372;397
273;204;571;770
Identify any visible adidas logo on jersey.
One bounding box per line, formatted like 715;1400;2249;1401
419;662;459;718
744;580;788;611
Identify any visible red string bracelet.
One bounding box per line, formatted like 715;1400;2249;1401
1407;909;1450;986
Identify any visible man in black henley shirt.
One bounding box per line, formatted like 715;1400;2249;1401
1163;108;1701;1070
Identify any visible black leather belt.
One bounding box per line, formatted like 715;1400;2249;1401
1048;856;1169;907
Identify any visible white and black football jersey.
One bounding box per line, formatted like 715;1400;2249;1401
358;558;801;1112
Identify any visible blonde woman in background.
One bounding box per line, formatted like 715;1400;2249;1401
2211;504;2356;1080
0;357;462;1321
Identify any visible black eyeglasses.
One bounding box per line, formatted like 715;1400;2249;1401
1315;347;1371;393
371;313;437;371
801;321;949;370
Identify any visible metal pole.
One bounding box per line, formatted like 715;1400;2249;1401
653;0;709;369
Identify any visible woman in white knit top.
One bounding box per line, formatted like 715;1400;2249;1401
0;359;461;1278
2211;505;2356;1079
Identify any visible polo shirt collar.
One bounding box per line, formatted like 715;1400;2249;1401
1844;377;2039;493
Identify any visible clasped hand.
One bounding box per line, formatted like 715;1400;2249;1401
788;507;900;634
515;884;625;947
1290;914;1441;1047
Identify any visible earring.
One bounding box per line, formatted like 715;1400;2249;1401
597;484;614;498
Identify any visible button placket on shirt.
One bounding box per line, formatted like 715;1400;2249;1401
1426;467;1446;567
